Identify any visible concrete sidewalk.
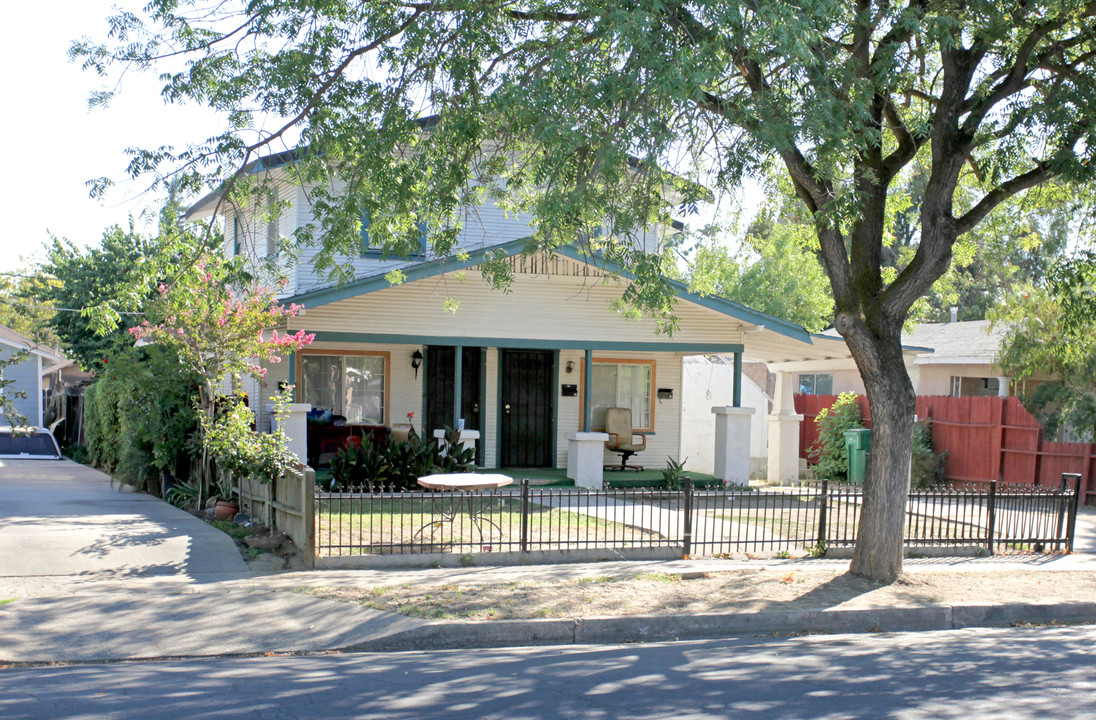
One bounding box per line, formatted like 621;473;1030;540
2;458;1094;664
3;550;1096;664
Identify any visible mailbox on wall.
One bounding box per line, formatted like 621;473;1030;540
657;388;674;400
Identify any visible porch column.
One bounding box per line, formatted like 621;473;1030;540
567;431;609;489
997;376;1010;398
453;344;463;429
732;351;743;407
583;348;593;432
433;428;480;456
713;406;755;486
767;371;804;484
270;403;312;466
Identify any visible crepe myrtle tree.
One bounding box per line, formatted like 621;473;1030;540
77;1;1096;581
130;254;314;501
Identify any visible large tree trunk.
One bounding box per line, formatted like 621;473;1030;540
842;319;917;583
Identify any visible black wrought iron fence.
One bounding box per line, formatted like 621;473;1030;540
314;475;1080;559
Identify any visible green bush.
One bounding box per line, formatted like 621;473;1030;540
82;347;200;495
330;425;476;491
808;392;863;482
911;420;949;489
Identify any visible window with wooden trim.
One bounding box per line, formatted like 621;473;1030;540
299;352;387;425
590;360;654;431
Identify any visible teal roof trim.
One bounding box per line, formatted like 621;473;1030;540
553;246;812;344
285;238;533;307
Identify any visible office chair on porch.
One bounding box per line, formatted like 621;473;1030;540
603;407;647;471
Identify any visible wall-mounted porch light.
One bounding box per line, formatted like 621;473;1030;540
565;360;575;374
411;349;424;378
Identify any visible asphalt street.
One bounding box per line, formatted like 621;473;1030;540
4;625;1096;720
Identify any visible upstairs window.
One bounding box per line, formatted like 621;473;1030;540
232;214;242;256
360;212;428;259
265;191;279;257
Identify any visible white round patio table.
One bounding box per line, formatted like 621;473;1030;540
414;473;514;548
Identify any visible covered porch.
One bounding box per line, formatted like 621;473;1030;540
263;242;828;487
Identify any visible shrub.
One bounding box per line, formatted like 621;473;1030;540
329;425;477;491
911;420;948;489
808;392;863;482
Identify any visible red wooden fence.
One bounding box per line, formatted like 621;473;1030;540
795;393;1096;503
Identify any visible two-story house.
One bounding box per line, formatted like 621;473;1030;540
186;144;841;486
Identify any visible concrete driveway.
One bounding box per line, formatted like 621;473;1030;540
0;458;247;581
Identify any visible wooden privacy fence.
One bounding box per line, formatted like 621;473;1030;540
237;465;316;568
795;394;1096;503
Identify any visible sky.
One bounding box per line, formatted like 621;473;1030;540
0;2;754;279
0;1;226;275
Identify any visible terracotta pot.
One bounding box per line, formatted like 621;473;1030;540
213;501;240;521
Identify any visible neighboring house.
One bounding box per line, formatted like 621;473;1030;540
186;145;844;485
0;325;68;429
791;316;1010;400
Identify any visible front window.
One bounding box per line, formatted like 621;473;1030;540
591;360;654;431
798;373;833;395
299;352;387;425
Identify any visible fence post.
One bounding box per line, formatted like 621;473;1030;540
1063;472;1081;554
986;479;997;556
816;479;829;549
682;477;693;559
519;478;530;554
302;466;316;569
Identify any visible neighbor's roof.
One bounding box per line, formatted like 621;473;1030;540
901;320;1005;364
0;325;64;363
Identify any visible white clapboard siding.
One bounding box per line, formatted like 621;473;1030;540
288;263;747;347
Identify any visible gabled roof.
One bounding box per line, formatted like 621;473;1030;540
0;325;64;363
186;115;708;219
901;320;1004;364
285;237;814;345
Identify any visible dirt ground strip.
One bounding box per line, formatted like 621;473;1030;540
302;567;1096;621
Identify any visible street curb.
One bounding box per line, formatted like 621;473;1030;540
344;601;1096;652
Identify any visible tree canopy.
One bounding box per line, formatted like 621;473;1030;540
77;1;1096;581
993;251;1096;442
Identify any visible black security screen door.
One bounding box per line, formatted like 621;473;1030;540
499;349;554;468
425;346;483;463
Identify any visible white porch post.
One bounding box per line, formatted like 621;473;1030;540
712;406;755;486
997;376;1010;398
566;431;609;489
767;371;804;484
270;403;312;465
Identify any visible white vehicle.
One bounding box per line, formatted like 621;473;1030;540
0;427;62;459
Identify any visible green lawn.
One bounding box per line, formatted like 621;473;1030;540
316;494;666;556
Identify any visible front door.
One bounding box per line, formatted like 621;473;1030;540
425;346;483;464
499;349;555;467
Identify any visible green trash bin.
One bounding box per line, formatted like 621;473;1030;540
844;428;871;485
